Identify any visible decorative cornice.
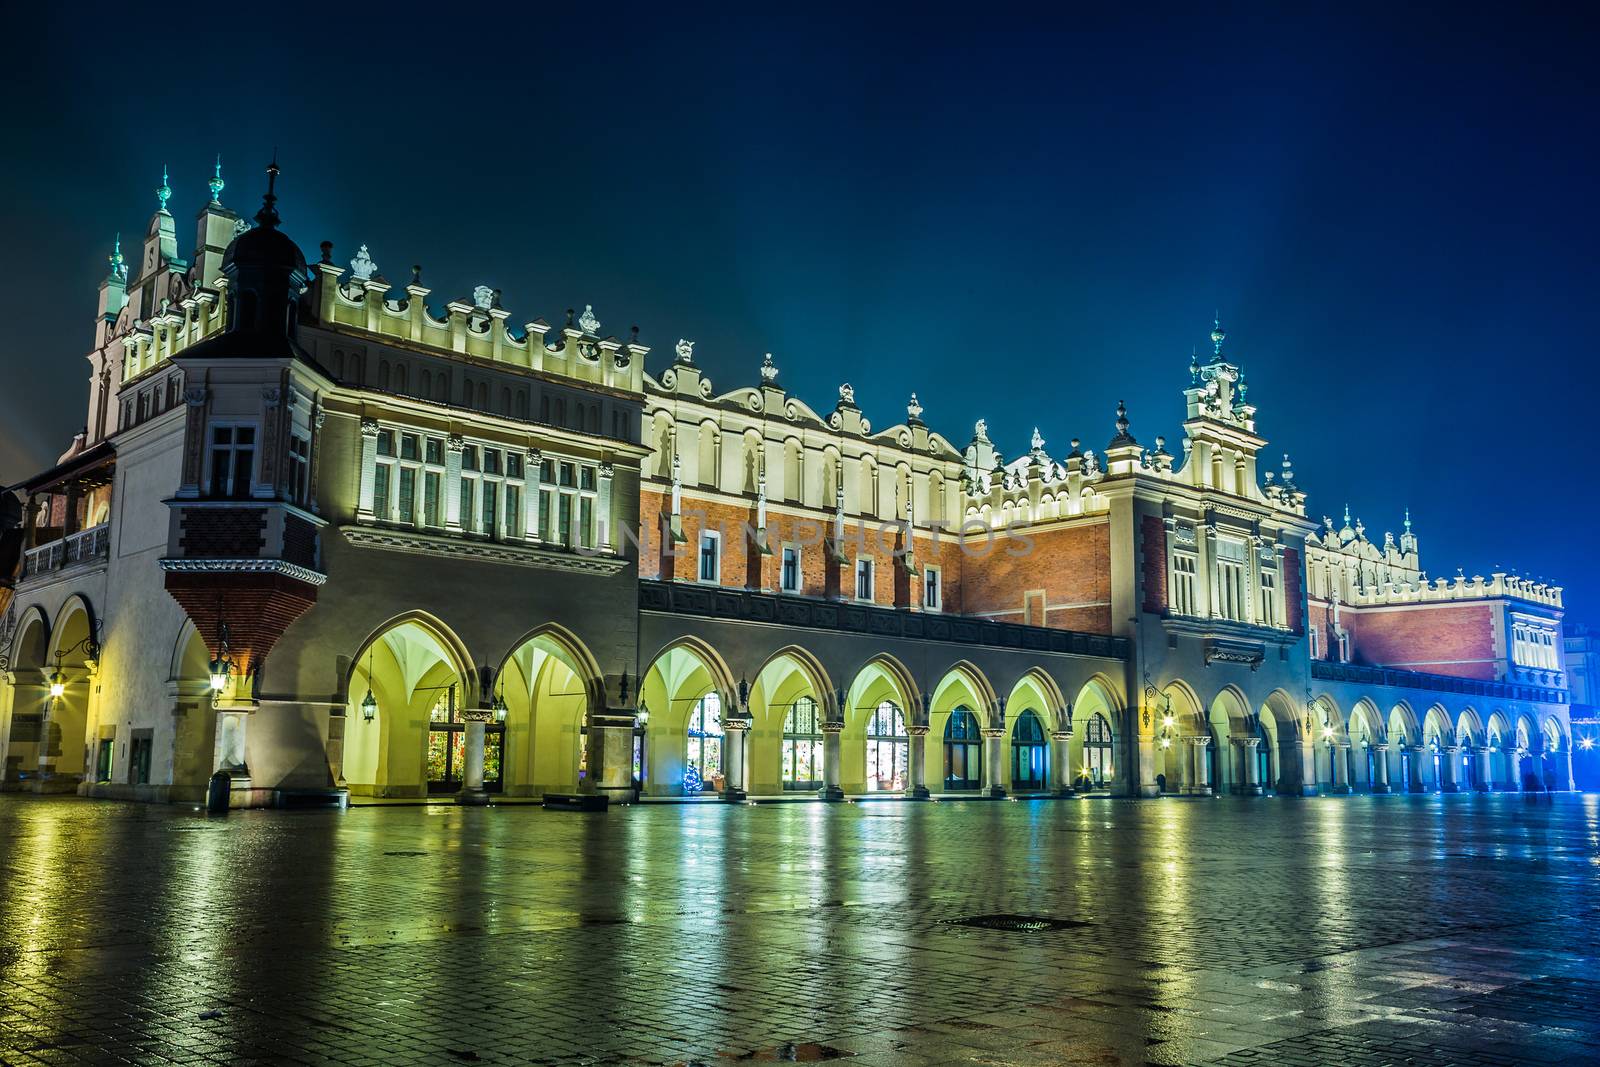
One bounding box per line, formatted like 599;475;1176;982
339;525;628;575
157;557;328;586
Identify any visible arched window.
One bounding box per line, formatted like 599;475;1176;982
781;695;822;790
1011;710;1047;791
395;364;408;394
686;692;724;791
943;708;982;790
1084;713;1113;787
420;369;432;398
865;701;907;792
378;360;391;390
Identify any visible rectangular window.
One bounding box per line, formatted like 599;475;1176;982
288;435;310;507
481;480;497;537
558;493;573;546
505;485;521;539
96;738;114;783
460;477;476;533
924;565;942;611
425;437;444;465
462;445;478;472
483;448;501;476
507;452;522;479
781;545;801;593
400;433;419;461
376;430;395;457
1259;568;1278;627
1172;552;1197;616
579;496;594;549
207;425;256;499
424;471;441;528
855;557;874;601
398;467;416;523
1024;590;1046;627
1215;536;1249;622
129;736;152;786
373;464;391;521
699;531;721;583
539;489;554;541
1309;626;1320;660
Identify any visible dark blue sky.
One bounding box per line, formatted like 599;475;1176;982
4;6;1596;616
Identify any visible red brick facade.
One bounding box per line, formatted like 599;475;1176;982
1283;547;1303;635
639;488;1109;630
1307;596;1498;680
1140;515;1166;614
164;570;319;678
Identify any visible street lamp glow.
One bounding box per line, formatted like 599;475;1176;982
361;688;378;722
48;671;66;700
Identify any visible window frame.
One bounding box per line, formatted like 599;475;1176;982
698;530;722;584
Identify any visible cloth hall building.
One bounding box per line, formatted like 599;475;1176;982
0;165;1577;807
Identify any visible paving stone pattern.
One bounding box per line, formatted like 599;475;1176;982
1;793;1597;1066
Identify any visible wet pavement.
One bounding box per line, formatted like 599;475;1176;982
1;793;1598;1066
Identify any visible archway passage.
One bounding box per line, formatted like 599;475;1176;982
3;610;52;786
343;616;475;799
39;602;96;790
499;627;601;797
1010;710;1048;791
1068;677;1120;793
746;649;832;795
864;701;908;792
843;656;919;795
1081;713;1114;790
640;639;736;797
943;708;982;791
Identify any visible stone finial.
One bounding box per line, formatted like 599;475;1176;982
1236;370;1249;404
760;352;779;383
411;265;423;286
907;392;923;420
1068;437;1082;458
351;245;378;282
1211;314;1225;356
1189;346;1200;383
1108;400;1137;447
319;241;333;265
1404;508;1412;533
156;164;172;211
208;155;225;206
108;233;126;280
578;304;601;333
472;284;494;310
675;338;695;363
973;418;989;442
838;382;856;405
1031;426;1045;452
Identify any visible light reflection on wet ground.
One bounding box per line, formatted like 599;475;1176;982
1;793;1597;1065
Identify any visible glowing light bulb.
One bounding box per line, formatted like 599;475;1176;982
48;672;66;699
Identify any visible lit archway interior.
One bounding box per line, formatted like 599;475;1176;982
344;619;473;798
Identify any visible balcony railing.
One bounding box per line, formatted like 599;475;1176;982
1311;658;1567;705
640;579;1130;660
21;523;110;580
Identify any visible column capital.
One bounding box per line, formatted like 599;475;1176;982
359;417;380;438
1189;735;1211;749
981;728;1006;740
821;721;844;734
1239;736;1261;749
723;717;751;733
907;724;930;736
1051;731;1072;743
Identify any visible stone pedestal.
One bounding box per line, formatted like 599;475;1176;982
1440;746;1460;792
1331;742;1352;794
1138;737;1160;798
1050;731;1075;796
721;718;749;802
820;722;844;801
1187;736;1212;795
905;726;930;799
1507;749;1523;791
1370;744;1391;793
587;711;641;805
1239;738;1263;796
1297;741;1318;796
981;728;1006;798
457;717;490;805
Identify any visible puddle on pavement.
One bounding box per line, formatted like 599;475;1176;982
944;913;1091;932
722;1041;856;1061
383;850;428;857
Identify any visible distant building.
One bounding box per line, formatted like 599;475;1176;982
1564;623;1598;788
0;163;1577;805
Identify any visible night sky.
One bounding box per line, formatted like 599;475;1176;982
4;6;1596;617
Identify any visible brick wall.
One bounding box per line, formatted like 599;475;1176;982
1284;547;1303;635
959;521;1112;634
178;508;266;557
1344;602;1497;680
1141;515;1166;614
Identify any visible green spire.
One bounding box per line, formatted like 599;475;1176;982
208;155;224;205
156;164;172;211
108;232;125;279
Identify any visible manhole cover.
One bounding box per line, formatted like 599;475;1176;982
383;850;427;857
943;914;1089;932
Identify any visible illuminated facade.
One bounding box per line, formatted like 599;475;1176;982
0;165;1577;805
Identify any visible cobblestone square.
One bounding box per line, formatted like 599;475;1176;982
2;793;1597;1066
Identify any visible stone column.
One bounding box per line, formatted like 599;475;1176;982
1297;741;1318;796
586;710;641;805
1370;744;1391;793
1190;736;1211;796
820;722;844;801
1470;746;1489;791
1240;738;1263;795
721;717;749;802
905;725;930;799
1440;746;1460;792
597;463;614;550
444;434;465;533
524;449;542;541
1505;748;1522;791
457;712;489;806
1051;731;1074;796
356;418;380;521
1331;742;1351;794
1402;745;1423;792
981;728;1007;798
1137;735;1160;798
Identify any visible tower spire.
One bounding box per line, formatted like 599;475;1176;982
255;151;281;229
108;232;125;280
1210;313;1225;356
1404;507;1412;533
208;155;225;205
156;164;171;212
